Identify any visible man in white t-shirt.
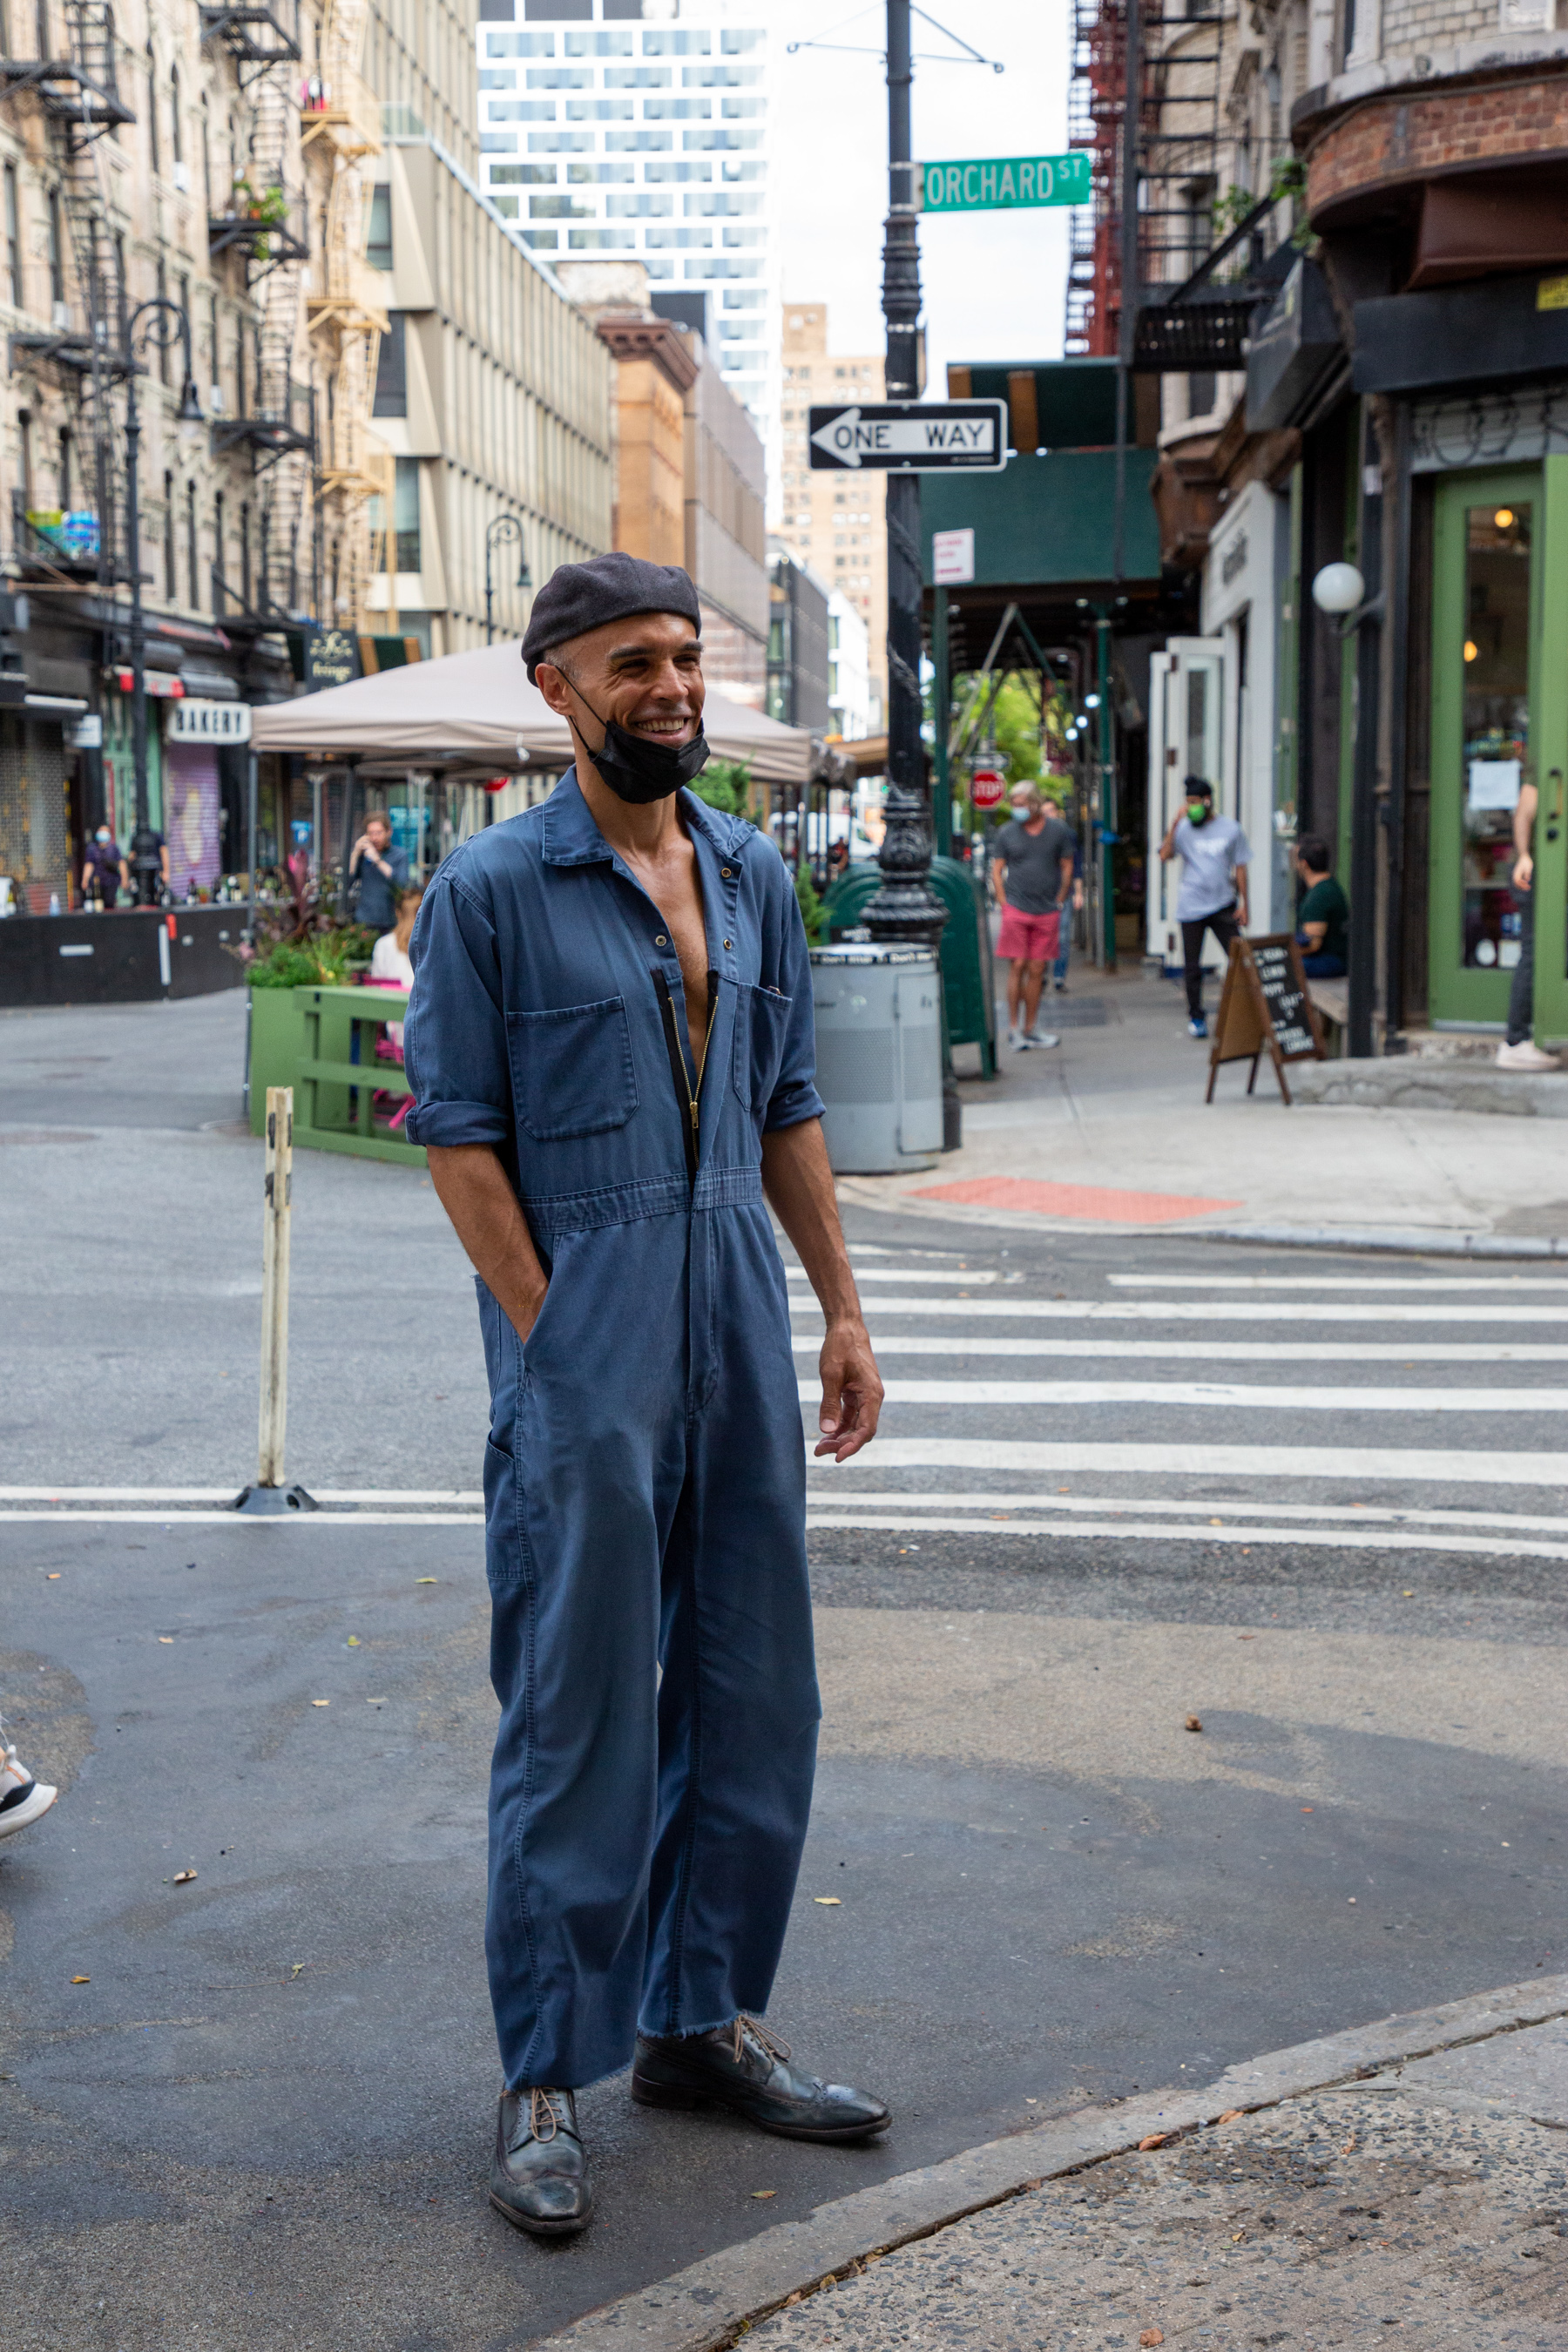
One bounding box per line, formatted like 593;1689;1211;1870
1158;776;1249;1039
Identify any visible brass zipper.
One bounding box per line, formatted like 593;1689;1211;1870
653;970;718;1183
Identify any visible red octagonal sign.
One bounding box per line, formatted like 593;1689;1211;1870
970;769;1006;808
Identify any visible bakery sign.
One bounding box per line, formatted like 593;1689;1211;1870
168;697;252;744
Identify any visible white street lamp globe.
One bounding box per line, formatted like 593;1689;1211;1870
1311;561;1364;615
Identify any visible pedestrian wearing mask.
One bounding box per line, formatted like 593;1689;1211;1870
81;826;128;909
404;552;889;2242
1159;776;1249;1038
992;781;1074;1050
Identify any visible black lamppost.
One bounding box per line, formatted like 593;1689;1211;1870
485;511;531;646
861;0;957;1146
125;298;202;889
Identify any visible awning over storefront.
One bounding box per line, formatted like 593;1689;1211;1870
251;637;815;786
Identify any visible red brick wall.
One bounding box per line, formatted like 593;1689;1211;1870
1307;71;1568;220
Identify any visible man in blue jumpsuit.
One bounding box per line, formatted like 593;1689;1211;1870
403;553;889;2237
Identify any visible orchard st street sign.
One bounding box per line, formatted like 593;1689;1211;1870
919;152;1090;214
808;400;1007;474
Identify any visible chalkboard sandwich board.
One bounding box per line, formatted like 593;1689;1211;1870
1205;934;1327;1105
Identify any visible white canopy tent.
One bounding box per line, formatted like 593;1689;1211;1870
252;637;814;786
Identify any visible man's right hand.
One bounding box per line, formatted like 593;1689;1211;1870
1515;852;1534;892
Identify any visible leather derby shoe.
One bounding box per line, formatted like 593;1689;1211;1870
632;2016;890;2143
490;2085;593;2235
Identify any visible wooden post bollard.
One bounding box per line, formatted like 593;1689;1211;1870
235;1086;316;1513
258;1085;293;1487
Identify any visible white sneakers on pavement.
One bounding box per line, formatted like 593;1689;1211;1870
1017;1030;1060;1051
1497;1038;1561;1071
0;1726;57;1840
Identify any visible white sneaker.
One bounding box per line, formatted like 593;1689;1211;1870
1024;1030;1061;1049
1497;1038;1561;1071
0;1730;57;1840
1008;1025;1023;1050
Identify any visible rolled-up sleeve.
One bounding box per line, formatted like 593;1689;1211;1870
763;866;827;1133
402;873;513;1149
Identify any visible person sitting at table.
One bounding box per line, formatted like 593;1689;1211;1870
367;887;423;1131
370;884;423;997
1294;836;1349;977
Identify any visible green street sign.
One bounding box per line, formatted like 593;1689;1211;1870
918;152;1091;214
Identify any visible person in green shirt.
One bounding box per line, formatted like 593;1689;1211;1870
1294;836;1348;977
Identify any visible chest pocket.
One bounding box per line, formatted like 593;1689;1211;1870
508;997;639;1141
731;980;794;1115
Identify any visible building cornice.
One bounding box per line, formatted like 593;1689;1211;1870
1294;30;1568;142
593;314;701;395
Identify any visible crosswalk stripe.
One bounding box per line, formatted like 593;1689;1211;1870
0;1510;485;1525
787;1266;997;1285
800;1489;1568;1534
802;1511;1568;1565
791;1335;1568;1363
791;1297;1568;1323
798;1378;1568;1410
1111;1274;1568;1292
811;1436;1568;1484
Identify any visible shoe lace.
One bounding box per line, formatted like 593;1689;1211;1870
732;2014;792;2068
528;2087;569;2144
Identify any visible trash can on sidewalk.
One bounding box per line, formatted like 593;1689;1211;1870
808;943;943;1174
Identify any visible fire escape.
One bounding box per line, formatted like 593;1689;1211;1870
199;6;315;633
1064;0;1293;375
300;0;387;637
1;2;137;588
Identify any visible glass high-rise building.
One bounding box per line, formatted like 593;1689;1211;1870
474;0;774;437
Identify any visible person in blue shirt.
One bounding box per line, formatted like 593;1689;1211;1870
348;811;409;931
403;552;889;2240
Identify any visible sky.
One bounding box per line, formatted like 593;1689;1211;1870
771;0;1075;387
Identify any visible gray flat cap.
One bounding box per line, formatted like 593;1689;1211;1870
520;552;701;681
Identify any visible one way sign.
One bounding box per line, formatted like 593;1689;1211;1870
808;399;1007;474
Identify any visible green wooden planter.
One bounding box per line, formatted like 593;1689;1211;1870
247;982;426;1166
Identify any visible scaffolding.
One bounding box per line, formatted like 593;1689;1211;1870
301;0;387;636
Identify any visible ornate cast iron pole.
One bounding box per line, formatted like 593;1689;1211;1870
861;0;959;1148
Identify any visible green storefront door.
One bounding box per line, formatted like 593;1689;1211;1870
1429;467;1541;1026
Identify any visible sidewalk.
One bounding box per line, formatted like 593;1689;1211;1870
842;965;1568;1249
544;1976;1568;2351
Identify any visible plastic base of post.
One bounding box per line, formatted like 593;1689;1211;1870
233;1483;320;1516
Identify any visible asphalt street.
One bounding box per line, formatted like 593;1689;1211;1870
1;992;1566;2349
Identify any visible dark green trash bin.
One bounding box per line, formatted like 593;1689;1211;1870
822;856;997;1078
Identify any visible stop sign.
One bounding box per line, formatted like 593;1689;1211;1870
970;769;1005;808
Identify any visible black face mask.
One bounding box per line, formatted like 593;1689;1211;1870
568;684;710;805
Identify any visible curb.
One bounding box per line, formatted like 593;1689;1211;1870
837;1184;1567;1258
535;1973;1568;2350
1194;1223;1568;1259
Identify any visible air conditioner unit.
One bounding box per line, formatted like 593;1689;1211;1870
209;384;224;413
172;160;190;193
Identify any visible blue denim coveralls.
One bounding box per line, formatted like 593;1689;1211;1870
402;773;825;2092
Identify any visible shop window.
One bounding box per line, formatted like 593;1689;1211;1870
1460;502;1532;972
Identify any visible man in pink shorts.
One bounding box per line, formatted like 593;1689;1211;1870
992;783;1075;1050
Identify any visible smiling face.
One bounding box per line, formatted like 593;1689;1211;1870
535;610;705;756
